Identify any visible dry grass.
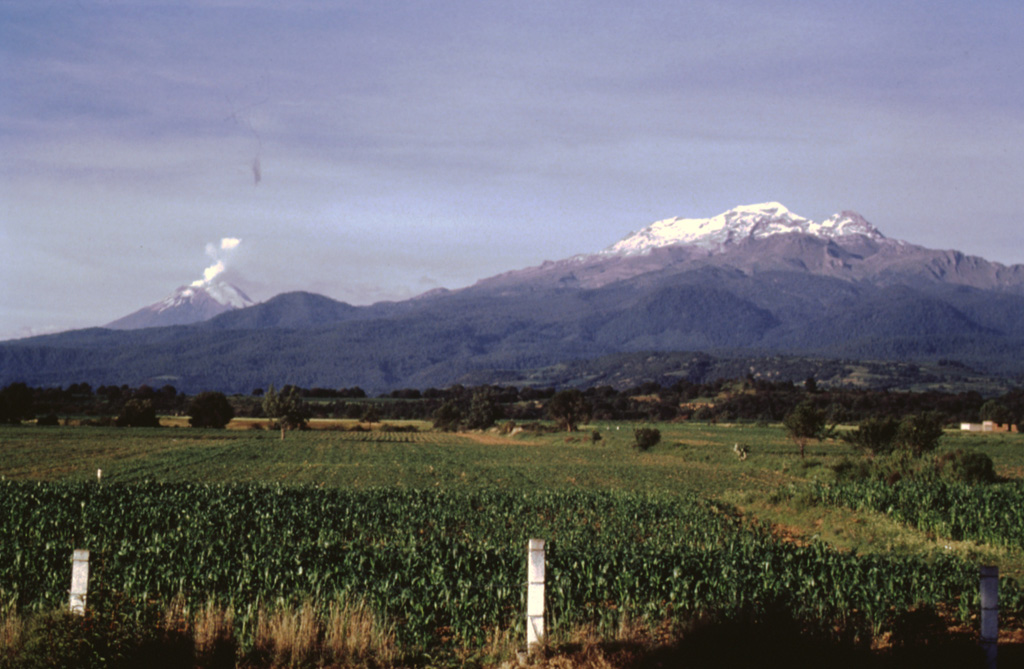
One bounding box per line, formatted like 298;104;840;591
249;598;397;668
191;599;236;661
460;431;544;447
0;606;25;663
322;598;397;664
0;597;401;668
504;619;675;669
254;602;321;666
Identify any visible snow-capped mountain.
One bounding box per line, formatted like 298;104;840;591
603;202;885;255
105;281;254;330
9;201;1024;393
472;201;1024;294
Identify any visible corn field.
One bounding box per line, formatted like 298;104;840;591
808;479;1024;548
2;481;1017;654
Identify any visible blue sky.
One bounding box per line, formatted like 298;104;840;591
2;1;1023;339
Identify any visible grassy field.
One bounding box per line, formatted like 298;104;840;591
2;420;1023;667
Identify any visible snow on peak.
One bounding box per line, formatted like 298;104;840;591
603;203;884;255
813;211;882;239
205;281;254;309
157;280;254;313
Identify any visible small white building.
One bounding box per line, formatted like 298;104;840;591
961;421;1017;433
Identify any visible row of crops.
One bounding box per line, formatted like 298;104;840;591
805;480;1024;548
1;481;1020;655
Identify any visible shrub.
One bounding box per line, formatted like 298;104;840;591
35;413;60;426
378;423;418;433
831;457;874;483
830;452;926;485
633;427;661;451
843;417;899;455
18;589;190;669
935;449;996;484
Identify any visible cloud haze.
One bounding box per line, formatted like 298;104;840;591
2;1;1024;338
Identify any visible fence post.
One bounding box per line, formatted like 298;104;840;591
527;538;545;650
69;549;90;615
980;565;998;668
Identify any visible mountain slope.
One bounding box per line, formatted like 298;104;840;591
200;292;363;330
5;203;1024;393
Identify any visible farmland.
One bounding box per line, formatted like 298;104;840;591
2;420;1023;667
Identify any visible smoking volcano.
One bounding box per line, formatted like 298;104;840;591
105;238;254;329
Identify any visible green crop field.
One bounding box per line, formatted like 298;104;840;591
2;421;1023;666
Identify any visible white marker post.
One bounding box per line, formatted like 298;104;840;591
980;565;998;668
97;468;102;483
69;549;90;615
527;538;545;650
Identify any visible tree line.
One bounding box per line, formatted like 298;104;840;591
3;377;1024;431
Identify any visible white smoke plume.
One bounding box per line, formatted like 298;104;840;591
191;237;241;287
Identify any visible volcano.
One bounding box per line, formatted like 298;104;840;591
105;281;255;330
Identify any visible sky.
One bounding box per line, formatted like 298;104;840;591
3;0;1024;340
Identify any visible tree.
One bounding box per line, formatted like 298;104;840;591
546;389;591;432
465;387;502;430
843;416;899;455
360;404;381;424
115;399;160;427
783;401;827;457
155;385;180;412
0;382;34;424
433;399;463;432
979;400;1013;427
262;384;310;439
895;412;944;457
188;391;235;429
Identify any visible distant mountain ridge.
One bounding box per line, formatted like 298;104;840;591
5;203;1024;393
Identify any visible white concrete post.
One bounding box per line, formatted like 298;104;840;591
527;538;545;649
980;565;998;668
69;549;90;615
97;468;102;483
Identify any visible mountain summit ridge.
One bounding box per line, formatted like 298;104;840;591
603;202;886;256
